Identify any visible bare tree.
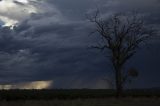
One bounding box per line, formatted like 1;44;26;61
87;11;156;97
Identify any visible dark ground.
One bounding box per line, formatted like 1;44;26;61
0;89;160;106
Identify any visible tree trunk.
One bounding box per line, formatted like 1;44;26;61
115;67;123;98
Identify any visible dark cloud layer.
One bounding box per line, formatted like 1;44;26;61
0;0;160;89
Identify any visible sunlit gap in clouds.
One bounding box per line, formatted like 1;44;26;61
0;0;38;27
0;80;53;90
15;0;29;4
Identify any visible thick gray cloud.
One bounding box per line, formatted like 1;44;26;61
0;0;160;89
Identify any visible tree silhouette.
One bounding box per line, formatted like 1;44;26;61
88;11;156;97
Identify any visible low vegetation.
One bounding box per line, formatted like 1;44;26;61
0;89;160;100
0;98;160;106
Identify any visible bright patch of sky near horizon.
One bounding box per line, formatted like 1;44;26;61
0;80;53;89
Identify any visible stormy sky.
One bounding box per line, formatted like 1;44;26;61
0;0;160;89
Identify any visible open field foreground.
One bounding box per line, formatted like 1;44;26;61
0;89;160;100
0;98;160;106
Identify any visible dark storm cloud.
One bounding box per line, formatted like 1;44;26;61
46;0;97;20
0;15;111;88
0;0;160;88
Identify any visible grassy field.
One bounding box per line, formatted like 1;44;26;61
0;89;160;100
0;98;160;106
0;89;160;106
